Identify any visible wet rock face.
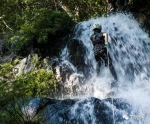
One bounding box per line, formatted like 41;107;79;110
50;39;94;97
26;97;131;124
68;39;86;67
67;39;92;77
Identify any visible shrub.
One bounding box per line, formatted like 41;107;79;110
6;9;75;56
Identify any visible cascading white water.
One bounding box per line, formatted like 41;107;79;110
59;13;150;123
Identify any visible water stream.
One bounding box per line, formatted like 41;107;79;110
58;13;150;123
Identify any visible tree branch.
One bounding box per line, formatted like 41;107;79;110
0;17;13;31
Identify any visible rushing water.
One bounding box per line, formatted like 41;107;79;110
57;13;150;123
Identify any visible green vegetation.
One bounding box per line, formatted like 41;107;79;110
0;57;57;124
3;8;74;56
0;56;57;102
0;96;43;124
13;69;57;97
0;62;13;77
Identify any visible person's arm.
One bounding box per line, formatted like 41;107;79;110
103;33;108;42
103;33;108;47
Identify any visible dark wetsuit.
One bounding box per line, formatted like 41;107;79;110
90;31;107;66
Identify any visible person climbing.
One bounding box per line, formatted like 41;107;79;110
90;24;117;80
90;24;108;73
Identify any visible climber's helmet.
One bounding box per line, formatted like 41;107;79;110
93;24;102;31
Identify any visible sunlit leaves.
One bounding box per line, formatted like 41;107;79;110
13;69;57;97
0;63;13;77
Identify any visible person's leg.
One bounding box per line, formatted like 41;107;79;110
100;48;118;80
95;55;102;75
99;47;108;66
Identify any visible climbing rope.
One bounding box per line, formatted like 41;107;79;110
106;46;115;124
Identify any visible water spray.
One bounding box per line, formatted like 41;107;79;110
107;44;115;124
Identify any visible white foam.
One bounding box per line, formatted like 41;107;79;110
70;13;150;123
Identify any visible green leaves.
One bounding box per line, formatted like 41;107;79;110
13;69;57;97
0;57;57;103
57;0;107;21
5;9;74;55
0;62;13;77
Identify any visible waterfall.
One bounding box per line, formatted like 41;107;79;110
56;13;150;123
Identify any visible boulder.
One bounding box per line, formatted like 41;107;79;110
21;97;132;124
67;39;92;77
